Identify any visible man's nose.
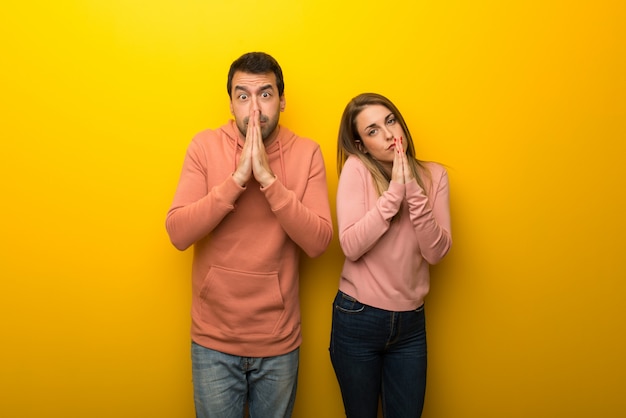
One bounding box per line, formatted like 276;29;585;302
250;95;260;111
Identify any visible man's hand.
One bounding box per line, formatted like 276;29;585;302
232;109;276;188
249;109;276;187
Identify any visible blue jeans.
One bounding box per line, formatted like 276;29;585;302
191;342;299;418
329;291;427;418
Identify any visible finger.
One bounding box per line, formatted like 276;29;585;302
253;110;264;148
391;138;403;183
398;137;406;181
246;108;259;136
398;137;414;182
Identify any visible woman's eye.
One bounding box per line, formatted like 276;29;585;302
387;118;396;125
367;129;378;136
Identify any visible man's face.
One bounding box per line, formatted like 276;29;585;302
229;71;285;142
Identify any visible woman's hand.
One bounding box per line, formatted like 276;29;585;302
398;136;414;184
392;136;414;184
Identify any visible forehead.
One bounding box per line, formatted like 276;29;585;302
231;71;277;91
355;104;392;129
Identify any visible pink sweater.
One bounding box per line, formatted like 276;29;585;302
337;156;452;312
166;120;332;357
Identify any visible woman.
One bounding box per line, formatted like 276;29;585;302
330;93;452;418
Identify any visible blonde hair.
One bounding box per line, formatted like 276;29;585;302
337;92;430;196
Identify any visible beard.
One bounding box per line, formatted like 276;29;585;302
236;113;279;142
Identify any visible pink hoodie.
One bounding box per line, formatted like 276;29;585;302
337;156;452;312
166;120;332;357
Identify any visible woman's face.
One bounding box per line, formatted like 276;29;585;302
355;104;406;163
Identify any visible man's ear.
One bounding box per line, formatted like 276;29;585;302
229;101;234;115
280;95;286;112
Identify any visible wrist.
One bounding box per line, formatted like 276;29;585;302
232;172;247;187
260;174;277;188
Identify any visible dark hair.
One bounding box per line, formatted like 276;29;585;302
227;52;285;98
337;92;430;195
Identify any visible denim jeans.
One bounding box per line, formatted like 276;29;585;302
191;342;299;418
329;291;427;418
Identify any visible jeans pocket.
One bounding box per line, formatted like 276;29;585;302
334;291;365;314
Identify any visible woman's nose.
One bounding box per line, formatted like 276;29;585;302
383;126;394;140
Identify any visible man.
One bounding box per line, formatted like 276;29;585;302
165;52;333;418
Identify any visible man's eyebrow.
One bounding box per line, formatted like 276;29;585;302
234;84;274;93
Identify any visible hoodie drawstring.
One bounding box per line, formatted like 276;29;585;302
233;134;239;176
278;140;286;187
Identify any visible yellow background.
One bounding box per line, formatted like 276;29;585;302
2;1;625;417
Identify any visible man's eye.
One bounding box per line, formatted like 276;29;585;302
261;92;271;98
239;94;248;100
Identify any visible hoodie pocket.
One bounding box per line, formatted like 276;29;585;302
198;265;285;335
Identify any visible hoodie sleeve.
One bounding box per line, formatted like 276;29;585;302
405;164;452;264
165;135;245;251
337;157;404;261
261;144;333;258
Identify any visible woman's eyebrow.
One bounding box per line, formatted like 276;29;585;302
364;121;378;131
364;113;394;131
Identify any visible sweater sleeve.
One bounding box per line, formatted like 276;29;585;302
405;165;452;264
337;158;404;261
165;137;245;251
262;145;333;258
